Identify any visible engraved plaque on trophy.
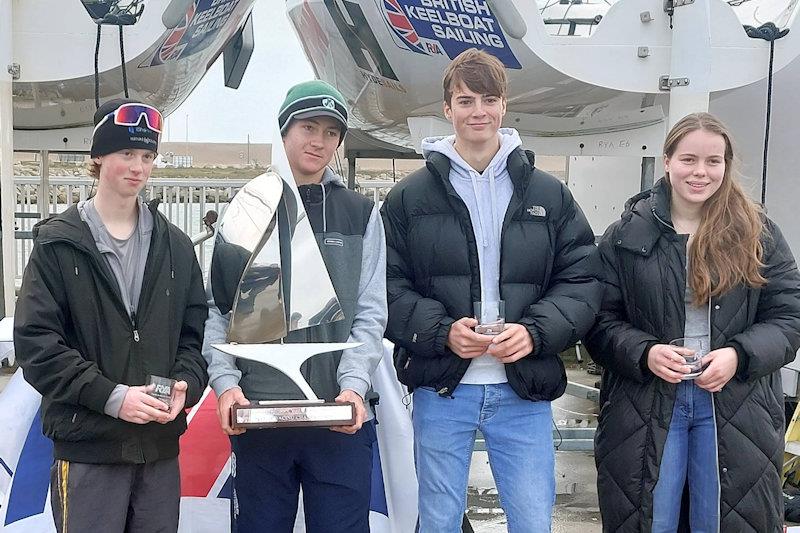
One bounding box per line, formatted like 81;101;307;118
231;401;355;428
210;170;360;429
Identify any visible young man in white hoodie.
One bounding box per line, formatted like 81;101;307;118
381;49;601;532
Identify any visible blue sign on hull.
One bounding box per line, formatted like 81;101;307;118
381;0;522;69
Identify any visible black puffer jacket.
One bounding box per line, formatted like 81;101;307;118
381;147;601;400
584;178;800;532
14;203;208;464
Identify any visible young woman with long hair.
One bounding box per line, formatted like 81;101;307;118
585;112;800;532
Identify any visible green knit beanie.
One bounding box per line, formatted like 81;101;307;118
278;80;348;145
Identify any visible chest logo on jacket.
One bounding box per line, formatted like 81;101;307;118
526;205;546;217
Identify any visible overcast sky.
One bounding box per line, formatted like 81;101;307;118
165;2;313;144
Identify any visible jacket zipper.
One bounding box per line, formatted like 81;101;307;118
709;298;721;532
131;312;140;342
651;206;676;232
45;210;165;336
681;230;719;528
433;157;528;391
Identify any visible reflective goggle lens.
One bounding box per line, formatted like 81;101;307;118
113;104;163;133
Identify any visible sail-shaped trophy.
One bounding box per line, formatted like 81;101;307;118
210;169;360;428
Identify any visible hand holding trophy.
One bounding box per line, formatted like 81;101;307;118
210;171;361;429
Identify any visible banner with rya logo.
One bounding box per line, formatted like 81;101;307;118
381;0;522;69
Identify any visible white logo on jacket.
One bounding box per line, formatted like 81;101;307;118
527;205;546;217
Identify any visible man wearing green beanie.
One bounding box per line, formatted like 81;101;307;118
277;79;349;144
203;80;387;532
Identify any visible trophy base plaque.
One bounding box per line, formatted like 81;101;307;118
231;400;355;429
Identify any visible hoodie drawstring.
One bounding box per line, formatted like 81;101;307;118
468;167;500;248
320;182;328;235
488;166;499;244
468;171;487;247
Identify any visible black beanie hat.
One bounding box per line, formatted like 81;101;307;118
90;99;162;158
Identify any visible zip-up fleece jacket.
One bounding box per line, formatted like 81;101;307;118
203;169;387;413
14;202;208;464
584;178;800;532
381;146;602;400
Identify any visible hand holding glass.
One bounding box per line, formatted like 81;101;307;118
669;337;707;380
474;301;505;336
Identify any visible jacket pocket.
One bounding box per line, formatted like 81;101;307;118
394;346;464;392
506;354;567;401
394;347;415;386
43;403;116;443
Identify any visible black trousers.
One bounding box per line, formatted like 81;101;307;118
50;457;180;533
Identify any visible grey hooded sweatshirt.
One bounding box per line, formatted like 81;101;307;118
421;128;522;384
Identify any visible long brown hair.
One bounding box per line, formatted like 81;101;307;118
664;113;766;304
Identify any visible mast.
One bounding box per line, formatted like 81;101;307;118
666;0;712;127
0;0;16;317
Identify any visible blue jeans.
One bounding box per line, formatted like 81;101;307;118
652;380;719;532
412;383;555;533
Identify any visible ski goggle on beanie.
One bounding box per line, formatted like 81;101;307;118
93;103;163;135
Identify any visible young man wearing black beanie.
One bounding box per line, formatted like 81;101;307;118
14;99;208;532
203;80;387;532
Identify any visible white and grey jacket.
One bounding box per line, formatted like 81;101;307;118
202;168;387;418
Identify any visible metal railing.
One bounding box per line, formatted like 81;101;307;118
353;179;396;206
13;176;251;283
12;176;395;283
11;175;600;450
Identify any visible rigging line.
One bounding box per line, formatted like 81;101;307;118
743;22;789;205
762;39;776;205
94;25;102;109
558;1;577;36
119;25;129;98
539;0;559;14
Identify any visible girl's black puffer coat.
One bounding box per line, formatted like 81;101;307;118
585;178;800;532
